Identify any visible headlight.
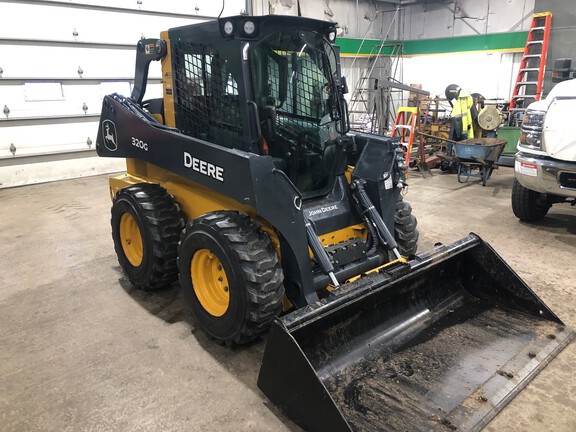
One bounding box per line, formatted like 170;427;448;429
243;20;256;35
223;21;234;36
522;110;545;129
519;109;545;150
519;130;542;148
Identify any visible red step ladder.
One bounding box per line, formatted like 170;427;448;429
391;107;418;176
509;12;553;118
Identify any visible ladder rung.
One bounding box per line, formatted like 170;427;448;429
394;125;412;130
530;26;546;31
520;68;540;72
516;81;539;86
512;95;536;99
527;40;543;45
523;54;542;58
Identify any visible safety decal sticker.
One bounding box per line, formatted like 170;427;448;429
515;161;538;177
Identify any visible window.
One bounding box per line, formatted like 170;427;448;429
251;30;341;199
173;42;243;147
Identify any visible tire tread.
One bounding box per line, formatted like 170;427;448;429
394;197;419;256
112;183;184;290
179;211;284;345
511;178;551;222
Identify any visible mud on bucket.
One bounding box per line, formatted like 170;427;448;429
258;234;574;432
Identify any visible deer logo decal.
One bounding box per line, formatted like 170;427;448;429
102;120;118;151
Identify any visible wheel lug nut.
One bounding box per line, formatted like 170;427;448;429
218;277;223;282
223;286;229;292
217;265;222;270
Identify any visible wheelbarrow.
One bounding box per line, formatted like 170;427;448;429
452;138;507;186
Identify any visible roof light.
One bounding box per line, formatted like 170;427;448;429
243;20;256;35
328;31;336;42
223;21;234;35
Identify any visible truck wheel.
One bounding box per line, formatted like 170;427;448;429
512;178;551;221
111;183;184;290
394;196;419;257
178;211;284;345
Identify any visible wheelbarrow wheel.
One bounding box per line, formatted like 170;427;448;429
481;166;493;186
457;163;469;183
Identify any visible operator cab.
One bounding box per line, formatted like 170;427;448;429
251;27;345;198
167;16;349;200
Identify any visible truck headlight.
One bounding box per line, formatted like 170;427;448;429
522;110;545;128
519;109;545;150
519;130;542;148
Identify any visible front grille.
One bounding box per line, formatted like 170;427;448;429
559;172;576;190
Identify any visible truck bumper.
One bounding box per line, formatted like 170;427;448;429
515;153;576;198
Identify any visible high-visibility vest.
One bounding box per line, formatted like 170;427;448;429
450;90;475;139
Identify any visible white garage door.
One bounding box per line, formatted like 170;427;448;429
0;0;247;188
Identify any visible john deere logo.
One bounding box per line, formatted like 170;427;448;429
102;120;118;151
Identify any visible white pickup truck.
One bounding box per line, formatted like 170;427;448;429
512;78;576;221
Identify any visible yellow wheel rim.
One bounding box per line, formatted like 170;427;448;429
119;213;143;267
191;249;230;317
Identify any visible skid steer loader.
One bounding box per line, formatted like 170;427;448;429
96;15;573;432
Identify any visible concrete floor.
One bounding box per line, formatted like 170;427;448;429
0;166;575;432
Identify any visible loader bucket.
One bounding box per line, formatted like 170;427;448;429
258;234;574;432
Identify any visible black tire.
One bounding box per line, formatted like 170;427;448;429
178;211;284;345
111;183;184;290
512;178;551;221
394;196;419;256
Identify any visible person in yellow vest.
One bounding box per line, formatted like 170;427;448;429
445;84;477;141
440;84;478;172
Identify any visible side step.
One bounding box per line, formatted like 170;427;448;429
258;234;574;432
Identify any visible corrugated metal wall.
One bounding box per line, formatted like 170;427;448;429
0;0;246;188
535;0;576;95
255;0;535;40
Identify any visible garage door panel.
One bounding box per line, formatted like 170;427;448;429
2;81;162;119
0;121;100;157
0;154;125;188
1;45;138;79
1;3;206;45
